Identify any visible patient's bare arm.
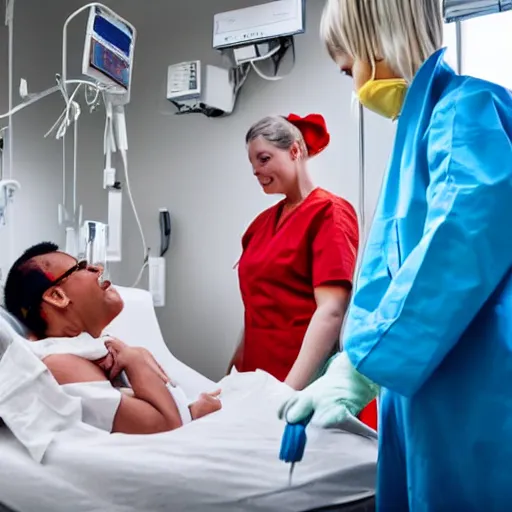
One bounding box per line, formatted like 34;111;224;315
106;341;185;433
44;352;183;434
106;343;223;422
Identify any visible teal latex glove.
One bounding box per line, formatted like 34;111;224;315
279;351;380;427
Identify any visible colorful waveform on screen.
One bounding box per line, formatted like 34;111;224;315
90;39;130;89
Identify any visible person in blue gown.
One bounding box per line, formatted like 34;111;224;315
280;0;512;509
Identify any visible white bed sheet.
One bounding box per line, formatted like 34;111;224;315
0;371;377;512
104;286;216;400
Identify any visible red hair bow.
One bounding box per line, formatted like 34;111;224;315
286;113;330;157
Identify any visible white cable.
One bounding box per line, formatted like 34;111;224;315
43;81;117;142
234;64;251;96
250;43;281;63
45;83;82;139
118;150;148;287
247;43;295;82
132;261;148;289
0;80;105;122
73;108;78;215
104;114;111;171
62;136;66;213
250;61;285;81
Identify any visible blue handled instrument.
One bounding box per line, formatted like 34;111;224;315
279;414;313;486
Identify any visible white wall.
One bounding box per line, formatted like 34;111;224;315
2;0;463;381
0;0;109;285
91;0;396;380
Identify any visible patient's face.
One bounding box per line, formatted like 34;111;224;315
41;252;124;336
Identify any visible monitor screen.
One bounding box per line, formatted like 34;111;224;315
83;7;134;92
90;38;130;89
93;10;133;58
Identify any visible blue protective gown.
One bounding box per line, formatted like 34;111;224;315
344;48;512;510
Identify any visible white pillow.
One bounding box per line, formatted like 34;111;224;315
0;308;30;338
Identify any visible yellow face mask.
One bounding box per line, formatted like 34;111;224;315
357;78;408;120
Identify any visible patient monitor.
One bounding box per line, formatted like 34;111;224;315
212;0;304;50
82;5;136;105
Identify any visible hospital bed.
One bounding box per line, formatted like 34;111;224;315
0;286;377;512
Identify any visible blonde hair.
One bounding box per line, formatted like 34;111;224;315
245;116;308;157
320;0;443;81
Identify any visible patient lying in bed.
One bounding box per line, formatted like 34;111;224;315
34;332;221;433
3;242;221;435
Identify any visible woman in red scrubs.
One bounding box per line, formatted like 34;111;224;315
228;113;377;429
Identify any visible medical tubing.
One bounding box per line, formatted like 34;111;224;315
104;116;112;172
46;81;104;140
0;80;106;121
249;45;283;81
45;84;80;139
119;150;149;287
73;113;78;215
248;43;296;82
62;136;66;211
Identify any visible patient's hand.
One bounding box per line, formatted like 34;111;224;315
189;390;222;420
104;339;170;384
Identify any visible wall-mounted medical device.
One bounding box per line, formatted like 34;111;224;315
167;61;237;117
444;0;512;22
213;0;304;82
82;5;136;105
213;0;305;50
167;0;305;118
159;208;171;257
148;208;171;308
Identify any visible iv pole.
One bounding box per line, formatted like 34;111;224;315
358;103;366;239
456;21;463;75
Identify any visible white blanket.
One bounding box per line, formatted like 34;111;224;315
0;371;377;512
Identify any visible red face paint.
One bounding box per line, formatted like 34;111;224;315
44;272;55;281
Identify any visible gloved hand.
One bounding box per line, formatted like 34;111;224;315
279;351;379;427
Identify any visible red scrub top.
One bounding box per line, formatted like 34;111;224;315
237;188;377;430
237;187;357;379
236;188;378;429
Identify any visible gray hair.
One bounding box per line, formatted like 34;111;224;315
245;115;308;157
320;0;443;82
